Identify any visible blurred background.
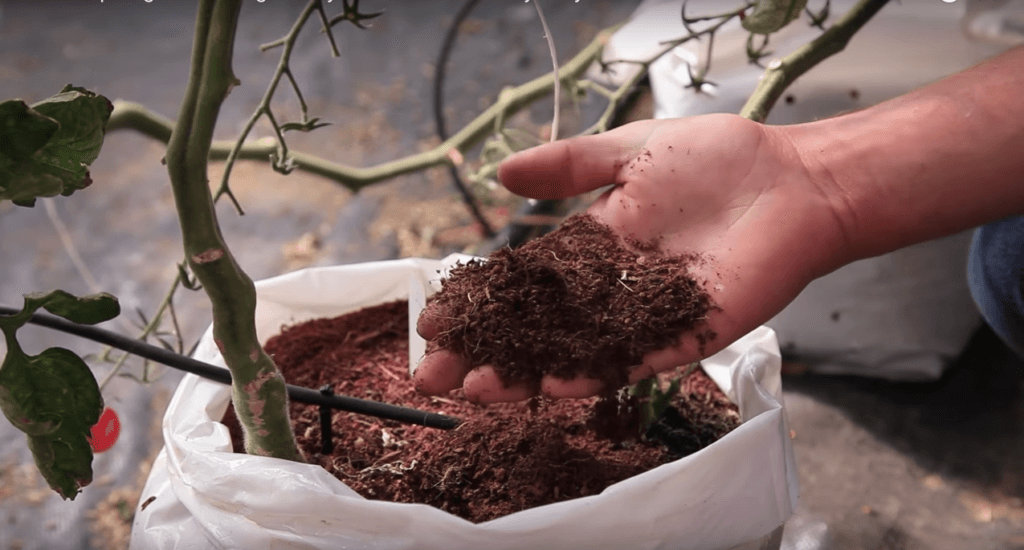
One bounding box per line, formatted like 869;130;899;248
1;0;1023;548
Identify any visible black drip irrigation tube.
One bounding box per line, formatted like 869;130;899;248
434;0;572;251
0;306;461;431
434;0;495;239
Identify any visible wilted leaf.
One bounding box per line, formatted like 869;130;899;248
0;289;118;500
0;347;103;499
742;0;808;34
24;290;121;326
0;99;59;161
0;85;113;206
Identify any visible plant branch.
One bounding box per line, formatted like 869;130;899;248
314;1;342;57
740;0;890;122
530;0;560;142
97;274;181;390
165;0;302;461
583;4;751;134
283;68;309;120
42;198;103;295
42;196;149;379
215;0;322;213
107;24;619;192
577;63;650;136
105;101;175;142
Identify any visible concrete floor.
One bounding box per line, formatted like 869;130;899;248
0;1;1022;549
782;324;1024;549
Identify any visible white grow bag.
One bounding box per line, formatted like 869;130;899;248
131;256;798;550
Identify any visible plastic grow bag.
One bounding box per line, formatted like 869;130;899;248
130;256;798;550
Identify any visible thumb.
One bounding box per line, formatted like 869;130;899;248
497;119;660;200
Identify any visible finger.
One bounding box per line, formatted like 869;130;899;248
413;350;471;395
541;375;605;399
628;339;705;385
463;366;536;404
415;305;445;340
497;119;660;200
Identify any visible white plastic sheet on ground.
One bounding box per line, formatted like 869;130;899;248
131;256;797;550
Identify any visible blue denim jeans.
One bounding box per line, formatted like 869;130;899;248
968;216;1024;358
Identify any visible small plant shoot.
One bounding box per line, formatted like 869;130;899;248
630;362;698;437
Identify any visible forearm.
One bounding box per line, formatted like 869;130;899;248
780;45;1024;270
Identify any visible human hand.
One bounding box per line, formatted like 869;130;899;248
415;113;849;402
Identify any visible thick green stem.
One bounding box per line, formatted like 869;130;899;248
740;0;890;122
165;0;302;461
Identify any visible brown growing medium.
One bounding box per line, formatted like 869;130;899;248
429;212;717;392
222;300;741;523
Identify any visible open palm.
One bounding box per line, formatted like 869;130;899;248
416;114;849;402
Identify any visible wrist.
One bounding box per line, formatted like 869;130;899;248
774;46;1024;272
769;121;862;278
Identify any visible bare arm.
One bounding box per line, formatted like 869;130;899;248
416;45;1024;403
783;44;1024;271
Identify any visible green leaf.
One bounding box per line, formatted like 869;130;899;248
0;99;59;162
631;377;658;434
24;290;121;326
0;288;118;499
0;348;103;500
0;85;113;206
742;0;809;34
650;378;682;422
